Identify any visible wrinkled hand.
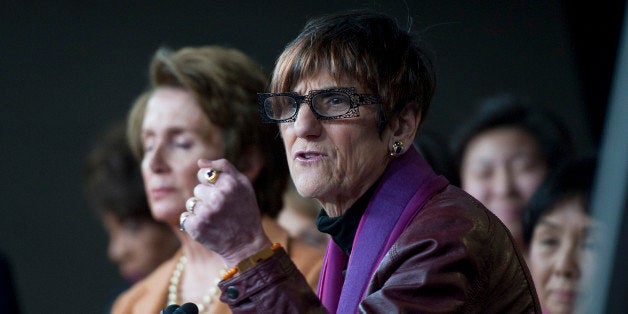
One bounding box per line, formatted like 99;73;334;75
182;158;272;267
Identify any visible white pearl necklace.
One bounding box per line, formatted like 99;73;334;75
167;255;221;313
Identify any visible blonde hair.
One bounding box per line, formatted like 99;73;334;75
127;46;288;217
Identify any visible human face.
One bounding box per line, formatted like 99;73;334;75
527;196;596;314
279;72;390;216
141;87;225;226
461;127;547;248
103;213;180;283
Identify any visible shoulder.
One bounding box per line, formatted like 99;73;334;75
389;185;495;258
423;184;488;216
385;185;539;311
382;184;524;283
396;184;519;257
414;184;502;234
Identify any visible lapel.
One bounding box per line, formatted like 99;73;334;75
319;148;448;313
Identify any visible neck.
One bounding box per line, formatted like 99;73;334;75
176;234;225;303
320;179;383;218
321;203;345;218
319;189;368;218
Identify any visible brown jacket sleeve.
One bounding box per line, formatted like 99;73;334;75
218;248;327;313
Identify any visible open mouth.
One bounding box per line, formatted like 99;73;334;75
301;152;319;159
296;151;325;161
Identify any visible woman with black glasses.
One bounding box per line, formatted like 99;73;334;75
181;10;541;313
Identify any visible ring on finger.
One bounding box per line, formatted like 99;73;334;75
185;197;200;213
204;168;221;184
179;212;190;232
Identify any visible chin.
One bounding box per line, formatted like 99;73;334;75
150;204;183;224
545;296;576;314
546;303;574;314
294;182;324;199
123;272;145;284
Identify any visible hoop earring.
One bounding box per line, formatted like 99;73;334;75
389;140;404;156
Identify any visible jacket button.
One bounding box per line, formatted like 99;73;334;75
226;286;239;300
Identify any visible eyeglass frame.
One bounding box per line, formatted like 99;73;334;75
257;87;381;123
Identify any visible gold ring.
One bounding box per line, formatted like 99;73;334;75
204;169;221;184
185;197;199;213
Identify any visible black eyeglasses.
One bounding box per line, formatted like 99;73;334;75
257;87;381;123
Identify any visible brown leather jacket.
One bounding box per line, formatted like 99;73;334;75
218;185;541;313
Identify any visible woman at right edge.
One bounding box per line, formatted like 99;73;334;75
182;10;541;313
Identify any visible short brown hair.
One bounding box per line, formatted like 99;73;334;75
127;46;287;218
270;10;436;132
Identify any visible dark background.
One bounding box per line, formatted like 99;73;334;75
1;1;624;313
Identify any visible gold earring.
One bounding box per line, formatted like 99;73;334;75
389;140;404;156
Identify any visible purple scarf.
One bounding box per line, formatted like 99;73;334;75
317;148;449;313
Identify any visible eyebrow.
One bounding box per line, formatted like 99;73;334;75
537;219;562;230
537;219;597;237
291;86;347;94
140;126;193;139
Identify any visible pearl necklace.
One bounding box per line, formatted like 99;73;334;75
167;255;221;313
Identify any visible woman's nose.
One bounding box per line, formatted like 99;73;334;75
493;167;517;197
553;245;581;279
292;102;322;139
146;144;169;173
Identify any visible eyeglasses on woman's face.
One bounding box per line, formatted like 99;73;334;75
258;87;380;123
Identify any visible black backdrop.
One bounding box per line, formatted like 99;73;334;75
1;1;622;313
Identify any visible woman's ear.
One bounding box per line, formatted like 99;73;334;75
388;101;422;147
238;146;265;183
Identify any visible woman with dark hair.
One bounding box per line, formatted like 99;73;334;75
181;11;540;313
523;158;599;314
451;94;574;250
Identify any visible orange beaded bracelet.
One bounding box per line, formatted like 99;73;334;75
222;243;282;280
